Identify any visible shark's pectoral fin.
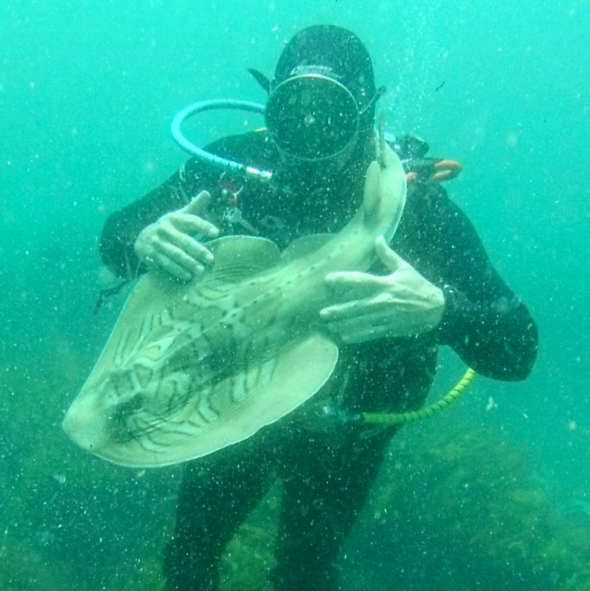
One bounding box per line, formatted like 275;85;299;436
247;331;339;424
207;236;281;283
173;333;339;462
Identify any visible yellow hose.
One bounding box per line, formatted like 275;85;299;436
361;367;477;425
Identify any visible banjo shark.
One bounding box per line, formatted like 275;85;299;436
63;142;407;467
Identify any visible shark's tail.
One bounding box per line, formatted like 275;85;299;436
361;136;407;242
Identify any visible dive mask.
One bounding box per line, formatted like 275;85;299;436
265;73;363;162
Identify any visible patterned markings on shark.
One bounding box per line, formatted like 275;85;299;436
63;143;407;467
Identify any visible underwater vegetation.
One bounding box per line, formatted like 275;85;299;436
344;426;590;591
207;424;590;591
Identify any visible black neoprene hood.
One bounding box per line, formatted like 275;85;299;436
272;25;377;126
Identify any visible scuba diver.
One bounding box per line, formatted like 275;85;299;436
99;24;538;591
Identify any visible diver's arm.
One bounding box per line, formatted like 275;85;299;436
133;191;219;281
432;197;538;381
99;165;195;278
99;158;219;278
99;132;271;279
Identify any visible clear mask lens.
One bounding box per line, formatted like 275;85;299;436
265;75;360;161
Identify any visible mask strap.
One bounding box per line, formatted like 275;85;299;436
359;85;387;117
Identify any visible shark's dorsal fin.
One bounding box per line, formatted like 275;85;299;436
281;234;332;263
207;236;281;283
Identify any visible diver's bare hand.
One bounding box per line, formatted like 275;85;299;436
321;236;445;343
134;190;219;281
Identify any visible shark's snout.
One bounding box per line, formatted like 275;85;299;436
62;391;108;453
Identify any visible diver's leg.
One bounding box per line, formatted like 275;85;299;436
271;429;396;591
164;437;275;591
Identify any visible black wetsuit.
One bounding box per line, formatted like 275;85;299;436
100;131;538;591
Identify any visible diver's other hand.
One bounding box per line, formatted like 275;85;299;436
321;236;445;344
134;191;219;281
